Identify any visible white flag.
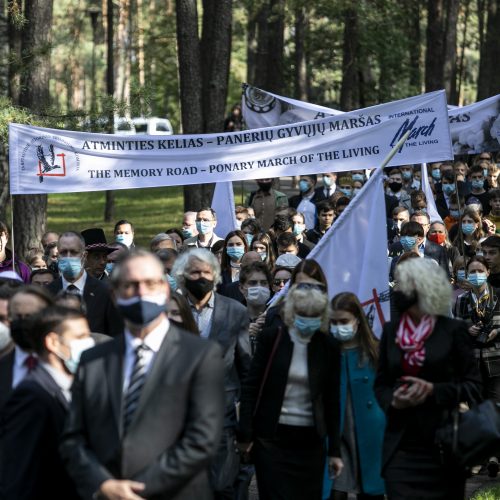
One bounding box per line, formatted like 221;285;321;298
421;163;443;223
307;166;390;337
211;182;238;239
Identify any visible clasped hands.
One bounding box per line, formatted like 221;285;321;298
391;376;434;409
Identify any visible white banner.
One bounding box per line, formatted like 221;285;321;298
9;91;452;195
243;84;500;155
211;182;238;239
421;163;443;223
306;165;390;337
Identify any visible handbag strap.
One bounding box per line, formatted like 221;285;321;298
253;327;283;417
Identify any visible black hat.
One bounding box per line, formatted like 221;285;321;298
81;228;114;253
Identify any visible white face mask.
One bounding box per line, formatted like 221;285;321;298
330;322;357;342
246;286;270;306
59;337;95;374
0;322;11;351
116;234;134;247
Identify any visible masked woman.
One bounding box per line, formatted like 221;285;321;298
237;284;343;500
374;258;481;499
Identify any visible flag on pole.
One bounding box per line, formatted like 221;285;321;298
421;163;443;223
306;166;390;337
211;181;238;239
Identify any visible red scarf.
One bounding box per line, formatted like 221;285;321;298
396;313;436;375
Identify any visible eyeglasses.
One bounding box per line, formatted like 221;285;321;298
121;279;165;292
273;278;290;286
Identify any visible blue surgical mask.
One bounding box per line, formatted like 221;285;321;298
293;223;305;236
245;234;254;247
468;273;488;288
58;257;83;280
462;223;476;235
432;169;442;180
330;323;356;342
116;234;133;247
471;179;484;190
182;227;194;239
456;269;466;281
294;315;322;336
323;175;333;187
443;184;455;195
60;337;95;374
352;174;364;182
196;220;213;235
400;236;417;251
402;171;412;180
226;246;245;260
299;180;311;193
105;262;114;275
166;273;177;291
449;209;460;219
340;187;352;197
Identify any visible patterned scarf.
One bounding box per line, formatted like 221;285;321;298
396;313;436;375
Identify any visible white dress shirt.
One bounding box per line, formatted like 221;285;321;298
62;270;87;293
40;361;73;402
12;346;36;388
122;317;169;393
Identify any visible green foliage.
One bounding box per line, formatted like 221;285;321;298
471;485;500;500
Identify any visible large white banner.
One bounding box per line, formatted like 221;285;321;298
211;182;238;239
243;84;500;154
9;91;452;195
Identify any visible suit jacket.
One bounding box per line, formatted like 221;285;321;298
218;281;246;305
313;186;336;204
389;239;449;275
48;275;123;337
0;365;78;500
288;192;321;209
0;349;14;410
237;324;342;456
60;324;225;500
374;317;481;471
209;293;252;427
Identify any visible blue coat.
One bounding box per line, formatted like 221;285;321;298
323;348;385;497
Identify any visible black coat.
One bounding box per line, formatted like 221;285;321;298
389;239;450;276
0;349;14;410
48;275;123;337
238;323;342;456
0;365;78;500
374;317;482;471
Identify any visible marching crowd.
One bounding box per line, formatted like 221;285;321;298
0;152;500;499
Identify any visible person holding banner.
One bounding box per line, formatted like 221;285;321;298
237;284;342;500
326;292;385;500
375;258;481;499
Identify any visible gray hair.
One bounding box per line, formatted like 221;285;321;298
109;249;164;288
283;285;329;333
171;247;222;288
150;233;177;251
395;258;451;316
58;231;85;251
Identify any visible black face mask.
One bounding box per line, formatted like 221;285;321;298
184;277;214;300
392;290;418;312
10;317;35;350
257;182;272;192
389;181;403;193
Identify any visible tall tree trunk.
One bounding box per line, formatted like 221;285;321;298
406;0;422;93
0;0;9;222
457;0;470;103
443;0;460;103
477;0;500;100
265;0;285;94
8;0;21;103
294;6;308;101
340;8;359;111
425;0;445;91
14;0;53;259
253;2;270;88
246;4;258;85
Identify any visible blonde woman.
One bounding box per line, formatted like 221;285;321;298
238;285;343;500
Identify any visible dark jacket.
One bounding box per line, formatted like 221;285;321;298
0;349;14;410
48;275;123;336
238;324;342;456
374;317;481;471
0;365;78;500
60;324;225;500
288;191;322;209
389;239;450;276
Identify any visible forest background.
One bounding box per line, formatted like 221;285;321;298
0;0;499;253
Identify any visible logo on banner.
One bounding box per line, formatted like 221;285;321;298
243;84;277;114
19;135;80;184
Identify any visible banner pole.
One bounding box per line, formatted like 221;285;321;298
454;171;467;269
9;194;15;272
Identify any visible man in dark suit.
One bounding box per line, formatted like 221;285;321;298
172;247;252;499
0;285;54;410
60;250;224;500
47;231;123;336
314;172;337;203
0;306;93;499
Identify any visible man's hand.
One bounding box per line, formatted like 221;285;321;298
328;457;344;479
99;479;145;500
488;329;499;342
469;324;481;337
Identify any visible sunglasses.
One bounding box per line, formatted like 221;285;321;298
273;278;290;286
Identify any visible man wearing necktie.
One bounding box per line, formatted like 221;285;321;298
60;250;225;500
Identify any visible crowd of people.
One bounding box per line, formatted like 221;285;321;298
0;152;499;499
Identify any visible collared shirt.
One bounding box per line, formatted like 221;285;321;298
297;198;317;229
122;317;169;393
40;361;73;402
188;292;215;339
62;270;87;293
12;346;36;388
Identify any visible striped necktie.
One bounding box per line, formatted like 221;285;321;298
123;344;149;433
